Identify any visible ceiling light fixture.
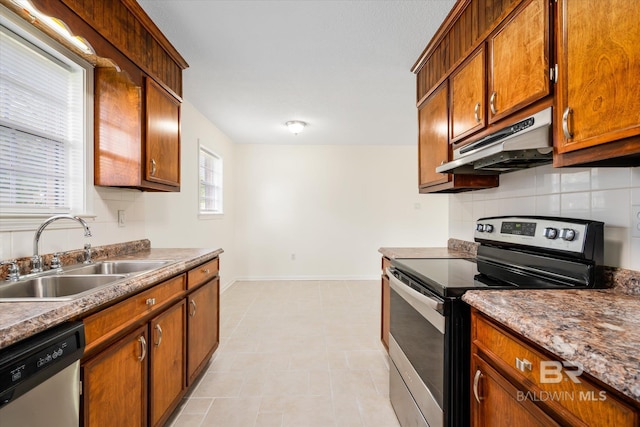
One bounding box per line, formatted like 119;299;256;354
285;120;307;135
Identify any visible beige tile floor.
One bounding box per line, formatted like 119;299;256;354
168;280;400;427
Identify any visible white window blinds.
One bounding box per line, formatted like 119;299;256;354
0;24;85;215
199;146;223;214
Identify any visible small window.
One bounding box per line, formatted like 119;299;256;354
0;18;90;219
199;145;223;215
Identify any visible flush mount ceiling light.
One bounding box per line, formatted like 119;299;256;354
285;120;307;135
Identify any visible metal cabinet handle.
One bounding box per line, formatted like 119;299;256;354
474;102;481;123
562;107;574;139
154;324;163;347
202;268;210;274
189;300;197;317
150;159;157;176
473;369;484;403
516;357;533;372
146;298;156;307
489;92;497;115
138;336;147;362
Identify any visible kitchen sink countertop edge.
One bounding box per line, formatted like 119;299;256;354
463;289;640;404
0;247;223;350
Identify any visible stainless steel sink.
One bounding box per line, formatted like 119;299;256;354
0;275;126;301
63;260;172;275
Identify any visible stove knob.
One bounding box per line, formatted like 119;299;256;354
544;227;558;239
560;228;576;241
476;224;485;232
484;224;494;233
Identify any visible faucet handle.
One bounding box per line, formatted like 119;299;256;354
1;260;20;281
30;255;43;273
50;252;66;270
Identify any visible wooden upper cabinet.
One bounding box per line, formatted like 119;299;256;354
554;0;640;165
145;78;181;188
450;47;486;142
419;81;499;193
419;82;450;189
488;0;550;123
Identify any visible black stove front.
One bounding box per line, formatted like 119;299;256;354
387;216;605;427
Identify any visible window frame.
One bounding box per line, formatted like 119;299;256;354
0;5;94;232
198;143;223;218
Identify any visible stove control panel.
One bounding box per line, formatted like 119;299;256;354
474;216;603;255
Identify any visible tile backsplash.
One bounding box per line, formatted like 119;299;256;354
449;165;640;270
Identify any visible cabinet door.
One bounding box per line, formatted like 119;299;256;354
471;355;559;427
82;326;148;427
94;67;143;187
419;82;449;188
555;0;640;154
488;0;550;123
146;77;181;187
149;300;186;427
450;47;485;142
187;277;220;385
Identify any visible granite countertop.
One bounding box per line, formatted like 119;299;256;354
0;246;223;350
379;238;479;259
463;289;640;404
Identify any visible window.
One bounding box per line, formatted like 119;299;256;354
199;145;223;215
0;15;91;220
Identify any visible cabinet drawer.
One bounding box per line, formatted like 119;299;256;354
187;258;219;289
84;274;186;354
472;313;638;426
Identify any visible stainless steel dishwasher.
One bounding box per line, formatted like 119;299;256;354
0;322;85;427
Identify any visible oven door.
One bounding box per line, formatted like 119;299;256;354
388;269;445;427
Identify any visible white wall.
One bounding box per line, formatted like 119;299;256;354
0;186;147;260
234;144;449;279
449;164;640;270
144;101;237;289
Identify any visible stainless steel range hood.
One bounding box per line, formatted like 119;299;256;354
436;107;553;175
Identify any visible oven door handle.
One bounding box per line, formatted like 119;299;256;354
387;268;446;334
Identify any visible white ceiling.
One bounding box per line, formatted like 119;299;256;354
138;0;456;145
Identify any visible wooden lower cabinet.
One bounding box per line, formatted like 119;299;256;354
80;257;220;426
471;310;639;426
471;354;559;426
82;325;148;427
149;300;186;427
187;277;220;385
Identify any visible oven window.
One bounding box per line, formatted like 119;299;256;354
390;288;444;408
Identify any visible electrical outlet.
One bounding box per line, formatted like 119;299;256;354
290;253;296;261
632;205;640;238
118;210;126;227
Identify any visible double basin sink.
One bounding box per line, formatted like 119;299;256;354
0;260;172;302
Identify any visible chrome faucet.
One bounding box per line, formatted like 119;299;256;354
32;215;92;273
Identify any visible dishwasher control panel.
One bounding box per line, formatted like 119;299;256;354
0;322;85;407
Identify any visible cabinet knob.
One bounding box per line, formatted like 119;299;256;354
146;298;156;307
489;92;497;115
150;158;157;176
202;268;210;274
474;102;481;123
473;369;484;403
